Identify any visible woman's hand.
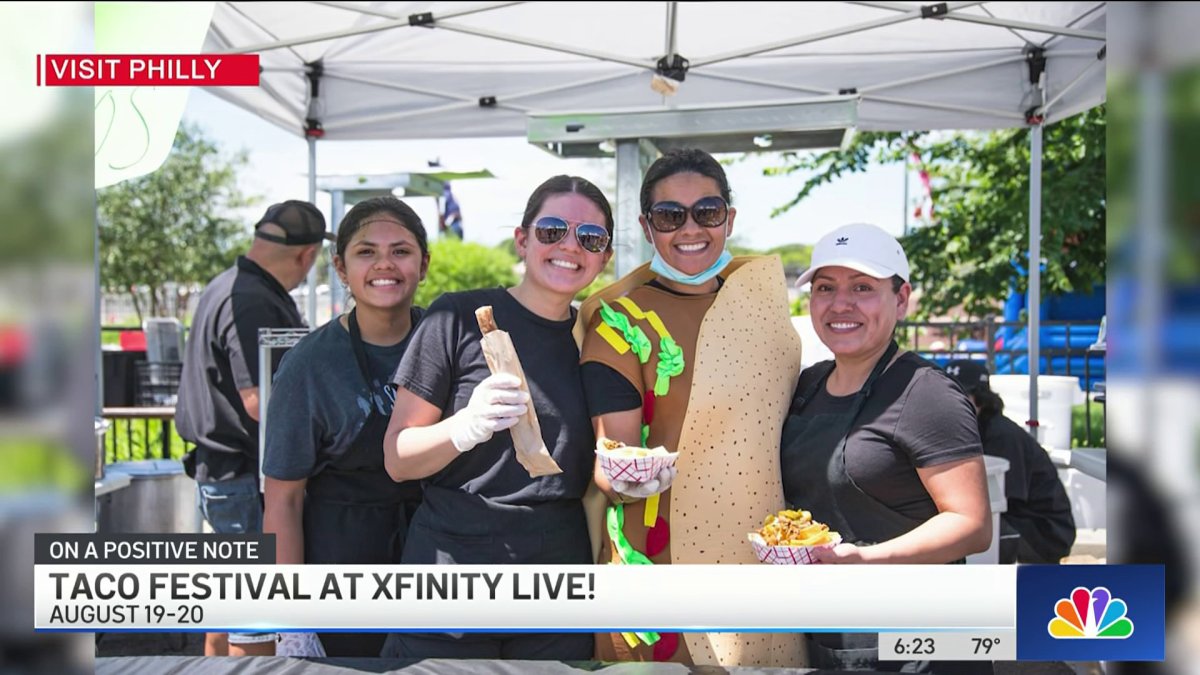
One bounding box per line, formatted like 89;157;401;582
812;542;871;564
448;373;529;453
611;466;676;501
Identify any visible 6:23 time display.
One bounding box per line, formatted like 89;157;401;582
893;637;936;655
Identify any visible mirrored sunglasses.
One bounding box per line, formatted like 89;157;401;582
533;216;611;254
645;195;729;232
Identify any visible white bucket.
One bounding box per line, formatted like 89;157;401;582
989;375;1084;450
967;455;1009;565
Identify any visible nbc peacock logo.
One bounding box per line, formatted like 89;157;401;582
1048;587;1135;639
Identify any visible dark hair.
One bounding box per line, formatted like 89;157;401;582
520;175;614;249
639;148;733;214
336;196;428;259
971;385;1005;436
891;275;905;293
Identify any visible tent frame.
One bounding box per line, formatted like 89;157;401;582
212;1;1106;441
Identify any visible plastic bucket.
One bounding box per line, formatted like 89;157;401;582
94;417;109;480
95;460;200;533
989;375;1083;449
967;455;1009;565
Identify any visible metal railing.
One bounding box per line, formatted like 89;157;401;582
895;319;1105;383
101;406;192;463
896;319;1106;447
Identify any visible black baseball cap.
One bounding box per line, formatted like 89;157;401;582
943;359;991;394
254;200;333;245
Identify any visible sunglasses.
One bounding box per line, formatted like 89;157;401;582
645;195;729;232
533;216;611;254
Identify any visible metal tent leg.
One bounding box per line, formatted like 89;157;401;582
614;140;658;278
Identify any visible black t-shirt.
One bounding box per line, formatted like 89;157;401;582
263;308;423;483
391;288;594;505
781;353;982;523
980;412;1075;563
176;256;304;483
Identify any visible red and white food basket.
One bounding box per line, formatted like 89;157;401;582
595;438;678;484
747;532;842;565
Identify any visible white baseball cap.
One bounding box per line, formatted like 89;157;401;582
796;223;910;288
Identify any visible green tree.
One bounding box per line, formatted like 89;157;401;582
98;123;255;322
765;107;1105;319
416;237;519;308
729;240;812;275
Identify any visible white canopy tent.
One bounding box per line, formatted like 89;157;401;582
201;1;1107;435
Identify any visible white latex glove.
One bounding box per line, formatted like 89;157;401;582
448;373;529;453
612;466;677;500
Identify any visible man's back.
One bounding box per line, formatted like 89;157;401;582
176;256;303;483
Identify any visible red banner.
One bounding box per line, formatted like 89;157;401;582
39;54;259;86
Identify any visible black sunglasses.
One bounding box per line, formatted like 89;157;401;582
645;195;729;232
533;216;610;254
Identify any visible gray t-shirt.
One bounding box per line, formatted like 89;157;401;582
262;309;421;484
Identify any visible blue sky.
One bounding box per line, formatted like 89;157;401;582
183;88;911;250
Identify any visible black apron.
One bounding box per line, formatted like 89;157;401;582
782;342;985;674
380;482;591;657
303;309;421;657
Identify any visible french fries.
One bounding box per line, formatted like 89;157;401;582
757;508;839;547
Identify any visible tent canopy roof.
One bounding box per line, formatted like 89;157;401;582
204;1;1106;142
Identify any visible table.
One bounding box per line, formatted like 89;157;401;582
94;472;132;497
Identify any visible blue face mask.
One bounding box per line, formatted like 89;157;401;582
650;248;733;286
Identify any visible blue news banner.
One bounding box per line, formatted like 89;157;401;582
1017;564;1165;662
35;534;1166;661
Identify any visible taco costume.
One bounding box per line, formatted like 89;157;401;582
576;256;806;667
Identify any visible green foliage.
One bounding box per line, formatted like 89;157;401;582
1071;403;1105;448
0;439;89;494
415;237;519;308
765;108;1106;319
789;294;807;317
103;419;189;463
97;122;255;322
496;237;518;260
0;92;93;267
730;240;813;277
576;269;615;302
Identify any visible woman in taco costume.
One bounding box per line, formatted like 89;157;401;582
577;149;805;667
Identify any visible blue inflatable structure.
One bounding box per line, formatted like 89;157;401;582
992;278;1105;393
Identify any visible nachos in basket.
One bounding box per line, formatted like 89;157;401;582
595;437;677;484
747;508;842;565
757;509;838;547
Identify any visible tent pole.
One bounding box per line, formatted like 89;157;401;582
1028;122;1042;439
614;140;657;278
307;135;318;327
329;189;345;316
665;2;678;55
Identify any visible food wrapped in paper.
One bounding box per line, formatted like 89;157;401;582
476;306;562;477
595;437;678;484
747;508;841;565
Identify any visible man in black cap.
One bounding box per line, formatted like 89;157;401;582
944;359;1076;564
175;200;332;655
